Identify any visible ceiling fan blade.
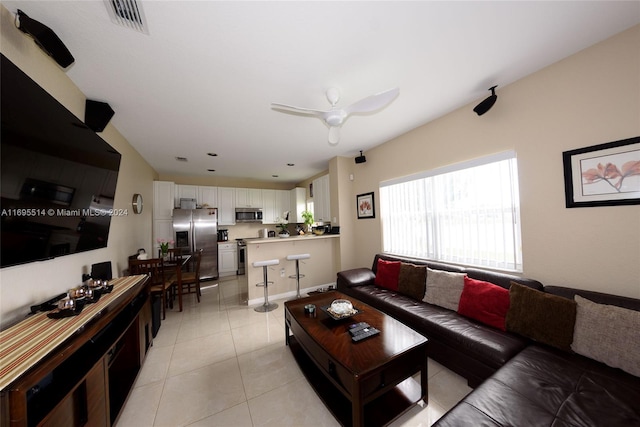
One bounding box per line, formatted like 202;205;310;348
270;102;328;117
328;126;341;145
343;87;400;115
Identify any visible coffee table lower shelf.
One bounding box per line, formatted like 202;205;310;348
288;336;423;427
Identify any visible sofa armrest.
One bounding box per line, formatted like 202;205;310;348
337;268;376;288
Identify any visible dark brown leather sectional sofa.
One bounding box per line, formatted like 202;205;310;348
337;253;640;426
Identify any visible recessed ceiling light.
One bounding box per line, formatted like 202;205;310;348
287;163;294;167
175;156;188;162
207;153;218;157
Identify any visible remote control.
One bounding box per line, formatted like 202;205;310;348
349;322;370;336
351;327;380;342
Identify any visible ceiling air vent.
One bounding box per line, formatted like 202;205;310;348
104;0;149;34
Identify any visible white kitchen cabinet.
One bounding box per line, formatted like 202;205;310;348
153;181;175;220
218;242;238;277
290;187;306;223
235;188;263;208
262;189;291;224
198;186;218;208
312;175;331;222
153;219;173;249
218;187;236;225
276;189;291;221
175;184;199;207
262;189;277;224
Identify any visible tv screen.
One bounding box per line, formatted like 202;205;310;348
1;54;122;268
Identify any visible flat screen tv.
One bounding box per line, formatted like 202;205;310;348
1;54;122;268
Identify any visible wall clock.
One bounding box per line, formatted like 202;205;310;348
132;193;143;214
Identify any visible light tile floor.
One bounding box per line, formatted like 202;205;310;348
116;276;472;426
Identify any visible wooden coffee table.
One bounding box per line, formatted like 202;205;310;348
284;291;428;427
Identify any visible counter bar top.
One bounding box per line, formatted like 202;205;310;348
244;234;339;244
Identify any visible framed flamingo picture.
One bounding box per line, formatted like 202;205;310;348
563;136;640;208
357;192;375;219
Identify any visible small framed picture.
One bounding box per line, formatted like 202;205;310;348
562;136;640;208
357;192;375;219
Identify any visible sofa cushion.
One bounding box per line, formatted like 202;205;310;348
572;295;640;377
344;283;529;370
374;259;401;291
397;262;427;300
423;267;465;311
506;282;576;351
458;277;510;331
435;345;640;427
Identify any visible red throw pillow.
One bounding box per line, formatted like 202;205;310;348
374;259;401;291
458;277;510;331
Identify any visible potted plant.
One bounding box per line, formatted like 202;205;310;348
157;238;173;258
275;211;290;237
301;210;314;233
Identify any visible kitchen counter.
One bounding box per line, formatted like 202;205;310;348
245;234;339;244
245;234;340;305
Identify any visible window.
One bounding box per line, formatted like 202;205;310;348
380;151;522;272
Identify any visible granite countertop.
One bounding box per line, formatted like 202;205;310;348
244;234;339;244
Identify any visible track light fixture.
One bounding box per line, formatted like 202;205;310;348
473;85;498;116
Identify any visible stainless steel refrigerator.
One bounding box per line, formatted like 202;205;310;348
172;208;218;280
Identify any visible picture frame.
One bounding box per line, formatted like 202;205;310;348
357;192;375;219
562;136;640;208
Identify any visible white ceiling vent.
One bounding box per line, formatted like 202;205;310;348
105;0;149;34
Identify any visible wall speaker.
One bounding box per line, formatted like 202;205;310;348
355;150;367;164
16;10;74;68
473;85;498;116
85;100;115;132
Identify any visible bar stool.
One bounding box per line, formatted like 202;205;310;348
287;253;310;298
253;259;280;312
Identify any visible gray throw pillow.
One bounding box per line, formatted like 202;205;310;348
423;267;465;311
571;295;640;377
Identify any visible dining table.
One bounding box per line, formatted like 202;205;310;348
162;254;191;312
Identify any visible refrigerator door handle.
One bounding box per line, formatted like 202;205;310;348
191;219;196;254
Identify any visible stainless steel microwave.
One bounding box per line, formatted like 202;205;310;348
235;207;263;223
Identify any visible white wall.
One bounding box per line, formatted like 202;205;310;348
336;25;640;298
0;5;158;327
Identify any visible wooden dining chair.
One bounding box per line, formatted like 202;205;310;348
173;249;203;303
129;258;174;319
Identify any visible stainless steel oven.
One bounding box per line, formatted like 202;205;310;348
237;240;246;275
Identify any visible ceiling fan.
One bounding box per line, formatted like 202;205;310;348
271;87;399;145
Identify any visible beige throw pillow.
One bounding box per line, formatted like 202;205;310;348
423;267;466;311
571;295;640;377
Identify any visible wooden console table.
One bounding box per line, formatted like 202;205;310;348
0;275;151;427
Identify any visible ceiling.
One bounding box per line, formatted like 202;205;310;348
2;1;639;185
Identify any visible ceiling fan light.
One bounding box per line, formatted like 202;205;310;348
325;114;344;127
